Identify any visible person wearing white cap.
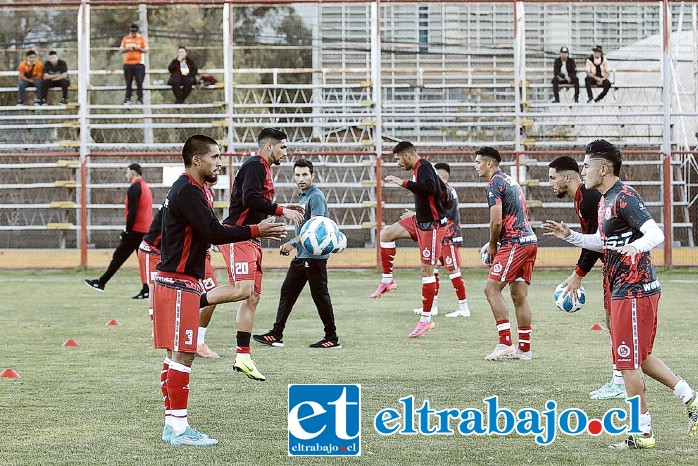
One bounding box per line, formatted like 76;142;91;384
552;46;579;103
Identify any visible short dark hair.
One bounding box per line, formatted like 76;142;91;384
26;50;36;57
178;45;186;50
130;23;139;31
434;162;450;174
257;128;287;147
182;134;218;167
548;156;580;174
128;163;142;175
585;139;622;176
293;158;314;174
392;141;416;155
48;50;58;56
475;146;501;164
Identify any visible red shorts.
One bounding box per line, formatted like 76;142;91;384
152;272;203;353
488;243;537;284
200;253;218;292
137;249;160;286
439;242;461;271
218;239;263;294
610;294;660;370
397;217;446;266
398;216;419;242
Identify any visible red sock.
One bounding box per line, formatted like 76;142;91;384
161;358;170;411
421;276;437;313
518;326;531;352
167;361;191;423
496;320;512;345
434;272;440;295
236;346;251;354
380;242;396;275
449;272;467;301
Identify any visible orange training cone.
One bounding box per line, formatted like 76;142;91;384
105;319;121;326
1;368;21;379
589;323;606;331
61;339;80;347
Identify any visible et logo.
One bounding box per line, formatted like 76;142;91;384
288;384;361;456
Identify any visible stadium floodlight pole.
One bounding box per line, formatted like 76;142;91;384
78;0;91;269
661;0;673;268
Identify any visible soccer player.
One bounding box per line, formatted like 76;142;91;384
85;163;153;298
139;195;220;358
153;134;285;446
198;128;304;381
546;155;626;400
544;139;698;449
417;162;470;317
371;163;471;319
475;147;537;361
381;141;448;338
253;159;341;349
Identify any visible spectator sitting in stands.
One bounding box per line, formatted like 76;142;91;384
40;51;70;106
585;45;612;103
167;46;198;104
17;50;44;106
551;46;579;103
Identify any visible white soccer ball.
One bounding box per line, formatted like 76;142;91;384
553;283;586;313
480;243;492;266
300;216;342;256
332;231;347;254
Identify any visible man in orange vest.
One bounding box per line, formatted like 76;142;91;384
85;163;153;298
120;23;148;105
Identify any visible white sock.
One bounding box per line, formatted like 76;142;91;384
197;327;207;345
419;314;432;323
639;411;652;435
612;369;624;386
673;380;695;404
170;413;189;436
381;273;393;284
432;296;438;310
458;299;469;311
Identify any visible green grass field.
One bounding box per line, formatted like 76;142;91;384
1;266;698;465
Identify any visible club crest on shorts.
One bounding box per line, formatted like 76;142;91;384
616;343;631;358
422;248;431;259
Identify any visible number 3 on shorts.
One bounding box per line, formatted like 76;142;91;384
235;262;249;275
185;329;193;345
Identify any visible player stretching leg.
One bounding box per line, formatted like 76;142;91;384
198;128;304;381
382;141;448;338
475;147;537;361
546;156;625;399
545;140;698;449
410;162;471;317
